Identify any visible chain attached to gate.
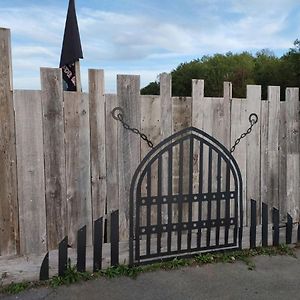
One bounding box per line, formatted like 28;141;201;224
230;113;258;153
111;107;154;149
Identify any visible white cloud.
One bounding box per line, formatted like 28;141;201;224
0;1;299;90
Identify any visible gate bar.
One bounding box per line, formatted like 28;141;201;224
157;156;162;254
187;137;194;250
262;202;268;247
224;165;230;245
216;154;222;246
167;148;173;254
177;140;184;251
206;148;213;247
146;168;152;256
197;141;204;249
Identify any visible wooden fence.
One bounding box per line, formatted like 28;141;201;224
0;28;299;257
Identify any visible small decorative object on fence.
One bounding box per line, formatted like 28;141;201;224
39;210;119;281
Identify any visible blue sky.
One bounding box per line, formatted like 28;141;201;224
1;0;300;92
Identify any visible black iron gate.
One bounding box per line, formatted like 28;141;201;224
129;127;243;265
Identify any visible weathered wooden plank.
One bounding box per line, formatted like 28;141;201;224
160;73;172;223
172;96;192;224
14;90;46;255
64;92;92;247
160;73;172;140
285;88;299;221
230;98;247;225
41;68;67;250
267;86;280;211
0;28;18;256
279;101;287;221
140;95;161;159
117;75;141;240
105;94;119;214
260;100;269;222
246;85;261;225
89;69;107;221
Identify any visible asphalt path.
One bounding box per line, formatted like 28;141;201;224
1;249;300;300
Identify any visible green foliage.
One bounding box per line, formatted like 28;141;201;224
1;282;30;295
141;81;160;95
0;245;296;295
141;40;300;99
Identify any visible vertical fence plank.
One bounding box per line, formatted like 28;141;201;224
246;85;261;225
65;92;92;247
58;237;68;277
105;94;119;235
272;208;279;246
93;217;103;272
15;90;47;255
279;101;287;221
231;98;247;226
111;210;119;266
41;68;67;250
0;28;18;256
267;86;280;214
285;88;299;221
77;226;86;272
160;73;172;224
117;75;140;240
262;202;268;247
89;69;107;221
250;199;257;248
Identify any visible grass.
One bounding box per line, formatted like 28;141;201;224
0;244;297;295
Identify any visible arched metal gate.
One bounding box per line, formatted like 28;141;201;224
129;127;243;265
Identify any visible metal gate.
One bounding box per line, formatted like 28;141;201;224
129;127;243;265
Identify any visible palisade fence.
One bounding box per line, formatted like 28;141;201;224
0;27;299;262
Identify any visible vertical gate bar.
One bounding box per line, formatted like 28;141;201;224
167;148;173;254
111;210;119;266
272;208;279;246
206;148;212;247
224;165;230;245
298;223;300;243
77;226;87;273
286;214;293;244
58;237;68;277
146;168;152;256
93;217;103;272
250;199;257;249
262;203;268;247
216;154;221;246
187;137;194;251
39;252;49;281
157;156;162;254
177;140;184;251
135;184;141;262
197;141;203;249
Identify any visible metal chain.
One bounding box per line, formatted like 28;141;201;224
111;107;154;149
230;113;258;153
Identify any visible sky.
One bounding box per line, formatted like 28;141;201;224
1;0;300;92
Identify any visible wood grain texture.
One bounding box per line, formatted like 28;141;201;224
14;90;46;255
231;98;247;225
267;86;280;211
105;94;119;213
0;28;18;256
117;75;141;240
278;101;287;221
64;92;92;247
260;100;269;223
246;85;261;224
41;68;67;250
89;69;107;221
285;88;299;220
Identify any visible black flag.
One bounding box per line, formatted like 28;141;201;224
59;0;83;91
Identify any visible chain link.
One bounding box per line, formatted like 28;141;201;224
230;113;258;153
111;107;154;149
112;107;258;153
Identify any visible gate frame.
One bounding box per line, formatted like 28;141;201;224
129;126;243;266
